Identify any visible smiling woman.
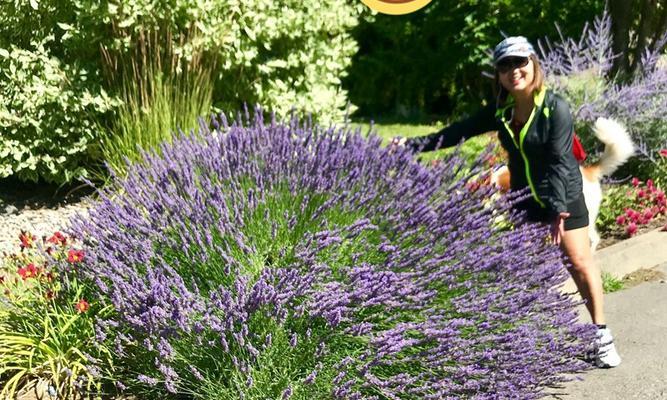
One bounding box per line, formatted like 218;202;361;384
360;0;432;14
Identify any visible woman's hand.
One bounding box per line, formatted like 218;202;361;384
389;136;407;152
550;212;571;245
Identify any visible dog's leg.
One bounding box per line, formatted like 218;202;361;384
589;226;600;253
582;166;603;252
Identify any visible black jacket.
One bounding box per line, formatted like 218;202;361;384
406;88;583;217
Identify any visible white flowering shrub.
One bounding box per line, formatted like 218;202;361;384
0;38;119;183
0;0;361;183
94;0;361;121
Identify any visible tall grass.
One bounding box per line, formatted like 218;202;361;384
98;29;214;177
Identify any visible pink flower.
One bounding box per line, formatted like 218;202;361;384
659;149;667;157
632;177;641;187
643;209;655;219
616;215;626;225
626;222;638;236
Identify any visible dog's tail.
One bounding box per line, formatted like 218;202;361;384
590;117;635;178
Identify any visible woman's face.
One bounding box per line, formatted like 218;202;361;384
497;56;534;95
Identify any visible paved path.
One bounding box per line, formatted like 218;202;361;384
555;262;667;399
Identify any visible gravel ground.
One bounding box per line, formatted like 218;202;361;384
0;179;94;255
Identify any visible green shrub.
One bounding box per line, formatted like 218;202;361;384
1;0;361;183
92;0;360;122
0;39;119;183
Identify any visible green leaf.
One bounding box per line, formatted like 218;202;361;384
57;22;74;31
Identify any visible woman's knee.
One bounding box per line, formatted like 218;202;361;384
567;252;594;272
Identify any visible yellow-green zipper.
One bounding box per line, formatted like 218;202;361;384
497;89;547;208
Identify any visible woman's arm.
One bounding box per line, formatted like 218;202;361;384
403;104;497;152
543;97;575;218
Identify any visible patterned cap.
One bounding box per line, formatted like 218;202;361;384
493;36;536;66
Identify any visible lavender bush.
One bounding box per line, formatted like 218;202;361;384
69;109;594;399
538;12;667;179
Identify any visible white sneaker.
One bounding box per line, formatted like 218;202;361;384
594;328;622;368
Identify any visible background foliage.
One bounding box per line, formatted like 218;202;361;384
0;0;361;183
344;0;605;121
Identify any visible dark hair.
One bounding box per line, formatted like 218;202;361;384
494;54;545;108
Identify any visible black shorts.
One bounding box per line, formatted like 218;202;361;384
517;195;589;231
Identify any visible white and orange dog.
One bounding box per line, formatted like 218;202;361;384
491;118;635;251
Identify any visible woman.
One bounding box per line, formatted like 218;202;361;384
394;36;621;368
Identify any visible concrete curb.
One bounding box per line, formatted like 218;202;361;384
561;227;667;293
595;227;667;278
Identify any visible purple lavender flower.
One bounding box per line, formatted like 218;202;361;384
539;11;667;172
71;107;594;398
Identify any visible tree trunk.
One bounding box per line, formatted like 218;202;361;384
633;0;655;71
609;0;636;78
650;1;667;53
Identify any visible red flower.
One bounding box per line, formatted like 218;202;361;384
466;180;481;192
626;222;638;236
47;232;67;246
632;177;641;187
44;271;55;282
67;249;85;264
75;299;90;313
616;215;626;225
17;263;40;280
19;231;36;249
659;149;667;157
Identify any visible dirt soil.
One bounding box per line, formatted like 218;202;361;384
622;266;667;288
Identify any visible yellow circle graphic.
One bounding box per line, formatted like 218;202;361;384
361;0;432;15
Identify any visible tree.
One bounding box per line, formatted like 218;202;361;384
608;0;667;79
344;0;605;121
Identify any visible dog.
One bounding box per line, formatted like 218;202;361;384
490;117;635;251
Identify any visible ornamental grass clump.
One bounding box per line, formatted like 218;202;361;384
70;109;595;399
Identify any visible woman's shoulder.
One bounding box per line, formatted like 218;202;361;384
545;89;570;107
544;89;572;115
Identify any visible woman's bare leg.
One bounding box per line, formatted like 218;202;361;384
560;225;605;324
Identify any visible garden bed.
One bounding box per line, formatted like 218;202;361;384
597;214;667;250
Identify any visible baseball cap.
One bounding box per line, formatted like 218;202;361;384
493;36;536;66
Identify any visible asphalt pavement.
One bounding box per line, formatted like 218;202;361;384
554;227;667;400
